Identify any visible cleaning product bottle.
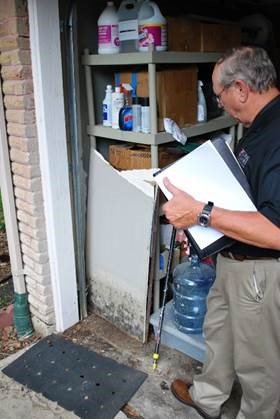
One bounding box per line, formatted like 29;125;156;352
132;97;142;132
98;1;120;54
111;86;124;129
141;97;150;133
119;84;133;131
102;84;113;126
117;0;144;52
138;1;167;52
197;80;207;122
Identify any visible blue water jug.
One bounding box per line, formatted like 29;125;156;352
173;254;215;334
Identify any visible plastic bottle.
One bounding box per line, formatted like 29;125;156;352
98;1;120;54
132;97;142;132
197;80;207;122
119;85;133;131
111;87;124;129
117;0;144;52
138;1;167;52
172;254;215;334
102;85;113;126
141;97;150;133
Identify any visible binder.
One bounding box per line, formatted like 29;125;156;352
154;138;257;259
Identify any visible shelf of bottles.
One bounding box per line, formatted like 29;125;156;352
83;50;238;166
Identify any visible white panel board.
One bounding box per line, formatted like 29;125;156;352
87;150;156;341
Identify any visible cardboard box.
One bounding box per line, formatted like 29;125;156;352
109;144;183;170
167;17;201;52
201;22;242;52
167;17;241;52
115;66;198;128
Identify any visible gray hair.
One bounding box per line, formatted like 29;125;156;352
217;46;277;93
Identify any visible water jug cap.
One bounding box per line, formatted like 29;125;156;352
107;1;114;6
190;254;200;267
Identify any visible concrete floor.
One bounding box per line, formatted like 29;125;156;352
0;313;279;419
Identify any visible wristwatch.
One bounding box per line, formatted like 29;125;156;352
197;201;214;227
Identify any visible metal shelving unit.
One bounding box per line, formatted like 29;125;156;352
81;51;223;66
82;50;238;167
88;114;238;145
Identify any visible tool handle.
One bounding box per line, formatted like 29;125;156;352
152;226;176;369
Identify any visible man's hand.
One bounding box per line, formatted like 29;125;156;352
162;177;203;229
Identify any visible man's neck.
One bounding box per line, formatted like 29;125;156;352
246;87;280;127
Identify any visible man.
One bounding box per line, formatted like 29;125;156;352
163;46;280;419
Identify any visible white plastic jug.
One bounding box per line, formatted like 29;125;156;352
138;1;167;52
118;0;144;52
98;1;120;54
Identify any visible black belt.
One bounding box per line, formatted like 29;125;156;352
220;250;277;261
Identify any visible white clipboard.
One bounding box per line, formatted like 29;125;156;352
154;138;257;258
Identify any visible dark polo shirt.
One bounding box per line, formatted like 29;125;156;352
228;94;280;258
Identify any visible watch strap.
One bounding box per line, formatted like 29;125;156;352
203;201;214;215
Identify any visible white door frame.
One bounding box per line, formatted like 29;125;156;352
27;0;79;331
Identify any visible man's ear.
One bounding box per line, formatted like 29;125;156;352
235;80;249;103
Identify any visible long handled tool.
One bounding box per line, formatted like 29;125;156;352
152;226;176;370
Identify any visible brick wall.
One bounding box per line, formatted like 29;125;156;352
0;0;55;335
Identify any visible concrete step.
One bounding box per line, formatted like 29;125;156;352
150;300;205;363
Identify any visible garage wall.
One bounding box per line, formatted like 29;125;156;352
0;0;55;335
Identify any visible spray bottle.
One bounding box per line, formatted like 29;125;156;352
119;83;133;131
197;80;207;122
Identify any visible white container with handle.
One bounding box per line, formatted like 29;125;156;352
138;1;167;52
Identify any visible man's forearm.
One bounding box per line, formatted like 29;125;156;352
211;207;280;250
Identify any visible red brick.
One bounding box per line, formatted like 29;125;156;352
0;0;27;19
0;49;31;65
0;17;29;37
1;64;32;80
3;79;33;95
0;35;29;51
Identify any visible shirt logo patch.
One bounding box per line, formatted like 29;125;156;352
237;148;250;168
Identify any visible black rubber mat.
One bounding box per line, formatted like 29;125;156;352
3;334;147;419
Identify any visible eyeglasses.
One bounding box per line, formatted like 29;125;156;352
214;83;233;105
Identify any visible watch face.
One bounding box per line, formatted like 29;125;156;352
198;213;210;227
197;201;213;227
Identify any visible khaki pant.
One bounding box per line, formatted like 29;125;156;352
190;254;280;419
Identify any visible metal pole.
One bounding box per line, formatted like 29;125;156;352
148;62;158;167
152;227;176;370
66;2;88;319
